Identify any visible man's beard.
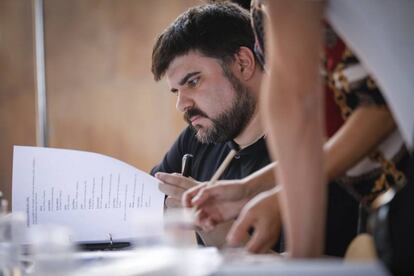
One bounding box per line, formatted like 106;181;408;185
183;67;256;144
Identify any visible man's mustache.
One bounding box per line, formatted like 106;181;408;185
184;107;209;124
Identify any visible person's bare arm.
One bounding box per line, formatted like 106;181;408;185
216;104;396;197
262;1;326;257
324;105;395;180
223;105;396;193
242;162;276;192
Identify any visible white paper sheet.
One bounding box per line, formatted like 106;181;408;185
12;146;164;244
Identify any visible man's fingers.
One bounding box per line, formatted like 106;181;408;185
158;182;185;198
165;197;182;208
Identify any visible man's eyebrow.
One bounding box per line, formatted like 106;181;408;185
179;71;201;86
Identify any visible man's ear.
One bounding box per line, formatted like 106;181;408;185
234;46;256;80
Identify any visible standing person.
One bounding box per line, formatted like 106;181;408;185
259;1;327;258
184;21;407;257
261;1;414;271
186;1;414;273
326;2;414;274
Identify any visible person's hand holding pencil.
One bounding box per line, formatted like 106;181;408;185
183;142;241;231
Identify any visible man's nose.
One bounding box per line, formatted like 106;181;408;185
176;91;194;113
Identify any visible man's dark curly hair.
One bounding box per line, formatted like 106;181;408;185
151;2;258;81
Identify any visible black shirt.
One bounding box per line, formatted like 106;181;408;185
150;126;271;181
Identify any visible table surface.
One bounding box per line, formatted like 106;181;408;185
66;247;390;276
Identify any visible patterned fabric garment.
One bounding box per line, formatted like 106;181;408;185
322;24;408;207
250;1;408;208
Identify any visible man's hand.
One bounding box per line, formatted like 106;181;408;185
227;188;282;253
155;172;199;208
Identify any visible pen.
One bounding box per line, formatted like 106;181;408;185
179;154;199;245
189;141;239;243
207;141;240;186
181;154;193;177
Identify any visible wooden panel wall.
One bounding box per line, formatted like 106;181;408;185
0;0;197;203
0;0;37;203
44;0;195;171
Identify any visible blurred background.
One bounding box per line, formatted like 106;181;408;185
0;0;204;203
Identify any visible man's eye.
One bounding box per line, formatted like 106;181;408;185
187;77;200;88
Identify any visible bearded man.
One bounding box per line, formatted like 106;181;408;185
150;2;270;247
